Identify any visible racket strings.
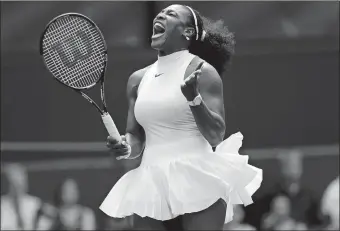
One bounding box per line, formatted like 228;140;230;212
45;29;101;87
45;17;101;70
65;25;104;86
62;21;103;86
49;18;103;87
42;15;106;89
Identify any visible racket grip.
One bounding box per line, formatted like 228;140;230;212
101;112;121;142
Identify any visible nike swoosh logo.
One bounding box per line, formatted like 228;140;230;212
155;73;164;77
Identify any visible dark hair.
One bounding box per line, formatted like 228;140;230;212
52;178;78;207
53;180;66;208
186;7;235;76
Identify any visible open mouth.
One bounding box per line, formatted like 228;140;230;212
152;22;166;39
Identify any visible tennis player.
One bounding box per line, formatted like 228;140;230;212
101;4;262;230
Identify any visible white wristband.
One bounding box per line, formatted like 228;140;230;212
188;94;202;106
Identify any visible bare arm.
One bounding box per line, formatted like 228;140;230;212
123;67;149;158
188;63;226;147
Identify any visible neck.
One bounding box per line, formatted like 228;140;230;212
283;180;300;195
158;47;188;57
59;202;77;209
9;189;25;198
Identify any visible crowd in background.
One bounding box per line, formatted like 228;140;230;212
1;151;339;230
1;164;97;230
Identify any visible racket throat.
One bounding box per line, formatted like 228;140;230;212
79;91;104;114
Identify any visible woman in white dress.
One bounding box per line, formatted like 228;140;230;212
101;4;262;230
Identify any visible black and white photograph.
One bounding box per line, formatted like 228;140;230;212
1;1;339;230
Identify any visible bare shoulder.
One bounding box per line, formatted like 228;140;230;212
200;59;221;81
194;58;222;91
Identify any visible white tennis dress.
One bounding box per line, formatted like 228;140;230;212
99;50;263;223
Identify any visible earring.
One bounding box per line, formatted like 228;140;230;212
185;36;190;41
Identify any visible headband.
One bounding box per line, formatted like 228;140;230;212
185;6;206;41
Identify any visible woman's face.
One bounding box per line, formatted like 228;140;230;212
61;179;79;205
271;195;291;217
5;164;28;195
151;5;192;51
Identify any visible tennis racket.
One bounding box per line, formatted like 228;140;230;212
40;13;121;143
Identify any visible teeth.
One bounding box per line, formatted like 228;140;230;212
154;22;164;29
152;32;164;38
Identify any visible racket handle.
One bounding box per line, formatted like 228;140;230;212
101;112;121;142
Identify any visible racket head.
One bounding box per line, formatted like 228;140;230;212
40;13;108;90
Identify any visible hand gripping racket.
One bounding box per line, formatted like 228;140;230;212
40;13;121;143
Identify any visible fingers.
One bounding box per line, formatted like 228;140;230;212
108;143;129;152
121;135;129;146
106;139;119;149
182;62;205;86
107;135;129;150
110;144;131;160
106;140;115;148
121;135;127;142
195;61;205;71
184;70;201;85
107;135;127;145
180;81;186;89
106;135;132;160
111;148;130;156
107;135;120;145
188;61;204;83
107;142;130;155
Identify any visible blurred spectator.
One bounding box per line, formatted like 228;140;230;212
223;205;256;230
1;163;50;230
250;151;322;229
36;178;96;230
321;176;339;230
261;194;307;230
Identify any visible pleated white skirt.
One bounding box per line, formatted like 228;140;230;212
100;132;263;224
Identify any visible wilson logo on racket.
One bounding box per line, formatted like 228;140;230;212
52;30;93;68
